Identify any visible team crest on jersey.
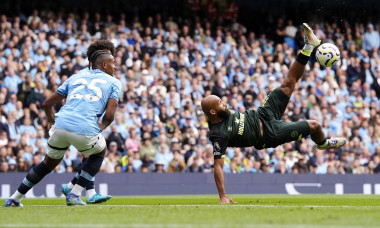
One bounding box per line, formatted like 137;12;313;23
228;126;232;131
291;131;298;138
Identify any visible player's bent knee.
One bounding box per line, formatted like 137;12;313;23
307;120;321;133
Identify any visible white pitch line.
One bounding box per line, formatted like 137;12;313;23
17;204;380;209
0;224;376;228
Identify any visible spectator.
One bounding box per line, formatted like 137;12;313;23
139;132;157;162
7;159;17;172
19;118;37;138
108;142;119;154
112;113;128;140
101;152;119;173
0;161;9;173
4;94;17;115
16;157;28;172
0;130;8;147
3;69;22;94
201;148;214;173
292;155;310;173
315;154;328;174
132;152;143;172
107;125;125;153
154;161;165;173
17;74;35;105
363;24;379;56
125;127;140;153
168;150;186;172
188;156;203;173
26;81;45;106
155;143;173;171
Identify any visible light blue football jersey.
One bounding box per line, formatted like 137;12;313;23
54;69;121;136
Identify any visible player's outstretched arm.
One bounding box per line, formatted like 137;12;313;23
42;92;66;129
99;98;118;131
214;158;237;204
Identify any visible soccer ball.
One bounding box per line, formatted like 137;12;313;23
315;43;340;67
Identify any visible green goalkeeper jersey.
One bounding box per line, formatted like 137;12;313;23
208;109;264;159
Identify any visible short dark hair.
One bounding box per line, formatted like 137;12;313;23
91;50;112;68
87;40;116;60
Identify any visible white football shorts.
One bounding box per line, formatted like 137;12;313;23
47;126;106;159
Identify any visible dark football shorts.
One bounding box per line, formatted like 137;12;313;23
257;88;310;148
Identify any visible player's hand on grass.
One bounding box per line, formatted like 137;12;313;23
219;194;237;204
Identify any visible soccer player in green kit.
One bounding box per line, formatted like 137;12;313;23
201;23;347;204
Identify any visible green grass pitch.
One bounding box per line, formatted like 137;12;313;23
1;195;380;228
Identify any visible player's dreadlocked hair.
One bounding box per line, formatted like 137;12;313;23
86;39;116;60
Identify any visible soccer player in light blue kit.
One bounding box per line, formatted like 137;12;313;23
60;40;117;204
4;49;121;206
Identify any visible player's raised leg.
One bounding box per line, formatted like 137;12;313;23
281;23;346;149
280;23;321;97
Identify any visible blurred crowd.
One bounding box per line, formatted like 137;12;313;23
0;1;379;175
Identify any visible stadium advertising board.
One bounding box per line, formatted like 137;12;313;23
1;173;380;198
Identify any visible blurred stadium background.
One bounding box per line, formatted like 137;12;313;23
0;0;379;197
